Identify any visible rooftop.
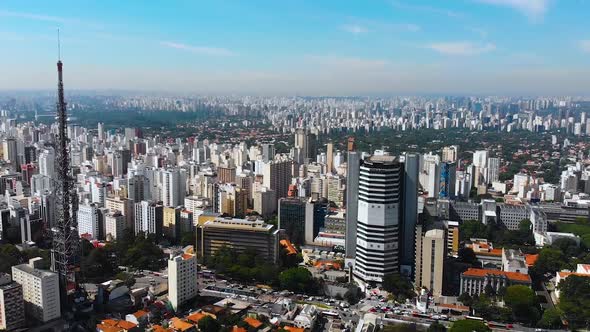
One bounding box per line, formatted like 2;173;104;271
243;317;263;329
462;268;531;282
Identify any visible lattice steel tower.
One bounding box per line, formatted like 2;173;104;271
51;37;80;309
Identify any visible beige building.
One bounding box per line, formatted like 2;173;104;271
12;258;60;323
105;196;134;232
414;229;446;296
105;210;126;240
163;206;181;240
168;250;198;310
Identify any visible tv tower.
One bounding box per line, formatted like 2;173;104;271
51;30;80;309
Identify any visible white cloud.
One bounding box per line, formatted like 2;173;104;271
160;41;235;56
579;40;590;53
426;42;496;56
0;10;103;29
340;24;369;35
475;0;549;20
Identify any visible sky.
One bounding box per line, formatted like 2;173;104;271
0;0;589;95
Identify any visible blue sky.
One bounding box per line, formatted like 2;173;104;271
0;0;589;95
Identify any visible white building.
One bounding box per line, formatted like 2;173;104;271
12;258;61;323
134;200;163;236
78;202;100;240
294;304;317;329
168;250;198;310
353;155;403;285
39;148;55;178
162;168;187;208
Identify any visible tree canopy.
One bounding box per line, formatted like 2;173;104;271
449;319;490;332
503;285;540;325
558;275;590;329
382;274;415;301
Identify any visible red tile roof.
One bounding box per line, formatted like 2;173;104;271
243;317;263;329
462;268;531;282
525;254;539;267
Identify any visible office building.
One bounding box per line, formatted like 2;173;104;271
353;154;403;285
278;197;307;245
345;151;360;261
168;250;198;310
12;258;60;323
201;217;279;263
401;153;418;275
304;198;328;245
414;229;446;297
0;273;24;330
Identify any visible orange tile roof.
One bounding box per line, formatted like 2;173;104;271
152;325;174;332
133;310;148;318
232;326;248;332
170;317;194;332
525;254;539;267
462;268;531;282
186;312;207;323
558;272;590;278
284;327;305;332
117;321;137;330
314;260;342;270
182;253;194;260
96;324;124;332
280;239;298;255
243;317;263;329
102;319;118;326
437;303;470;311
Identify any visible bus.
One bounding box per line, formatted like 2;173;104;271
488;322;513;329
200;270;215;278
465;316;485;322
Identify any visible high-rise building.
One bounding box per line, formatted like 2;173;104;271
345;151;360;261
104;210;126;240
163;206;181;240
105;197;134;233
262;156;292;199
2;138;18;171
0;273;25;331
134;200;163;237
326;142;334;174
442;145;459;163
487;157;500;184
218;165;237;184
128;174;149;202
12;258;60;323
261;143;275;163
162;168;186;208
201;217;279;263
278;197;307;245
77;202;100;240
414;228;446;297
253;187;277;219
39;148;56;179
353;155;404;285
168;250;198;310
401;153;419;275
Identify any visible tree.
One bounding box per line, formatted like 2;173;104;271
558;275;590;329
198;316;221;332
459;220;487;241
449;320;490;332
551;237;581;257
537;308;562;329
503;285;540;325
382;274;415;301
279;267;314;293
82;247;117;281
0;244;23;273
115;272;136;288
180;231;195;247
427;321;447;332
457;247;478;266
344;285;363;305
457;293;473;307
530;248;567;280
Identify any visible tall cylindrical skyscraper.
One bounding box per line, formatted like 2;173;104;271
353;155;403;285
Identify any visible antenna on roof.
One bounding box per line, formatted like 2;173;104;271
57;28;61;61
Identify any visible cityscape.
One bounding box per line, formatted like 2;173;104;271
1;1;590;332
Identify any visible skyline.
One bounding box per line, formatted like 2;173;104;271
1;0;590;95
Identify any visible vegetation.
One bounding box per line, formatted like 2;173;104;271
0;244;51;273
537;308;563;329
427;321;447;332
279;267;320;294
555;218;590;248
198;316;222;332
205;246;281;285
382;274;415;302
558;275;590;329
503;285;540;325
449;319;490;332
459;219;534;246
344;284;363;305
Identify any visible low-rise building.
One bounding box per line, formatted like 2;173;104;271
460;268;531;296
293;304;317;330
